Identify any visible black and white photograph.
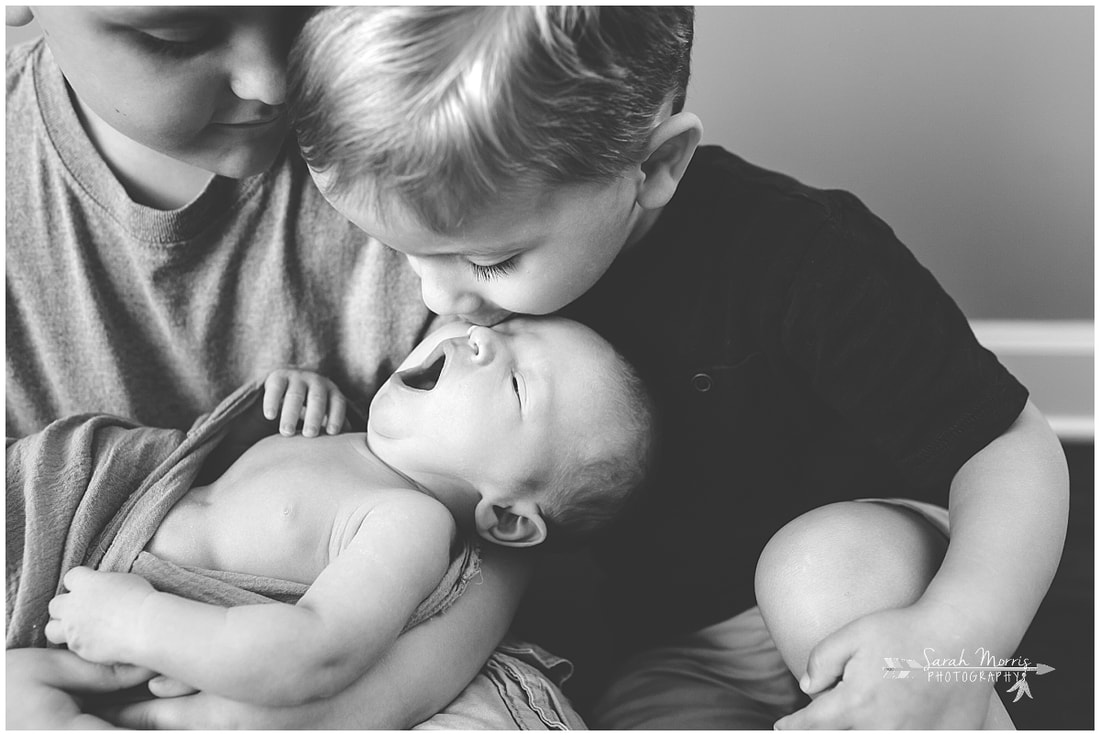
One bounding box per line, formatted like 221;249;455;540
5;5;1093;730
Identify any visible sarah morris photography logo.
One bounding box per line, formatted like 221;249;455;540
883;648;1055;702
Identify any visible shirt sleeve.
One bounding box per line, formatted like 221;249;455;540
776;189;1029;491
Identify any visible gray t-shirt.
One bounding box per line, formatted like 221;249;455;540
6;40;431;436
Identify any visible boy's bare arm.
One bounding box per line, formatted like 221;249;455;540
49;493;456;707
99;543;532;729
777;401;1069;728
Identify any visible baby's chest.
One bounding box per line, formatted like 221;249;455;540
204;464;381;584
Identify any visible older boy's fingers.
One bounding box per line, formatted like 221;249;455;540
301;381;328;437
147;675;199;698
774;689;852;730
279;382;307;435
326;391;347;434
8;648;155;692
99;692;231;730
263;373;289;420
65;713;125;730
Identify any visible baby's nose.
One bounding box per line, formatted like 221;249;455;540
467;325;496;365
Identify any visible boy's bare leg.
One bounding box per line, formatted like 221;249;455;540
755;500;1012;729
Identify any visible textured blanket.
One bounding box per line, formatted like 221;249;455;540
6;381;480;649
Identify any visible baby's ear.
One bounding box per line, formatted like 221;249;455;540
473;497;547;548
636;111;704;211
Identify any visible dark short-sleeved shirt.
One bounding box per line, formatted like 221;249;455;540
549;146;1028;655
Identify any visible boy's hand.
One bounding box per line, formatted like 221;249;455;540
263;369;348;437
774;604;994;729
6;648;155;730
147;675;200;698
45;567;155;666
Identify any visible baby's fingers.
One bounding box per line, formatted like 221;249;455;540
263;372;290;421
44;617;69;645
278;381;309;436
300;380;331;437
325;388;347;435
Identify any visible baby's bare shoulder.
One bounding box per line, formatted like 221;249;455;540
353;488;457;542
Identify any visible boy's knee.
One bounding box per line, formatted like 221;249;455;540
754;501;947;648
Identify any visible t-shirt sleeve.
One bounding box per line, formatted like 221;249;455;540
776;190;1029;491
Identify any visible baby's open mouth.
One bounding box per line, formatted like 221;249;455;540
398;349;447;391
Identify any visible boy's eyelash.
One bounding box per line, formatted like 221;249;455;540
469;257;518;282
134;32;213;59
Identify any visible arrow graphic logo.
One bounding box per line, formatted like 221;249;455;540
883;658;1055;678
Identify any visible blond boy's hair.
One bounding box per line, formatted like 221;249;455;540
289;6;694;232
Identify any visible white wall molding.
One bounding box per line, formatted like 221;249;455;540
970;320;1094;441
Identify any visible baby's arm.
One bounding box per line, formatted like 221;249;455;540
47;492;456;706
98;544;532;729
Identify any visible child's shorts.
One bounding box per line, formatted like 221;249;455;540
590;498;950;729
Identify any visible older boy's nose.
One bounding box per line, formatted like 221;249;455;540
228;29;288;106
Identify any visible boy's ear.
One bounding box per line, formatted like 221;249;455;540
473;497;548;548
636;111;704;211
6;7;32;26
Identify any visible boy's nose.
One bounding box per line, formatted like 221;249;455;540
416;265;492;321
228;28;288;106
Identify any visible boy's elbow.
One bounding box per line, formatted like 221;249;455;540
1019;401;1070;489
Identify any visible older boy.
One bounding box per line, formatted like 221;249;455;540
38;317;653;710
6;7;575;729
287;6;1068;729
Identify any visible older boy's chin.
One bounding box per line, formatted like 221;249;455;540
214;146;285;179
195;128;289;179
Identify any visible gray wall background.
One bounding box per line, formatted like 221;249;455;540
8;6;1094;320
689;6;1092;320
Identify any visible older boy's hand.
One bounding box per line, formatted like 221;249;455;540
45;567;156;666
263;368;348;437
7;648;155;730
773;603;994;729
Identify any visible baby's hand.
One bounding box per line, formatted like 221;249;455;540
263;369;348;437
774;604;994;729
45;567;155;666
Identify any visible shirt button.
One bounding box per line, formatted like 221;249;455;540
691;372;713;393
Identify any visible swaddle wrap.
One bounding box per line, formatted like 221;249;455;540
7;381;480;648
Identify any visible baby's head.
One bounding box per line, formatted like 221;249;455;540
367;317;654;547
289;7;700;325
